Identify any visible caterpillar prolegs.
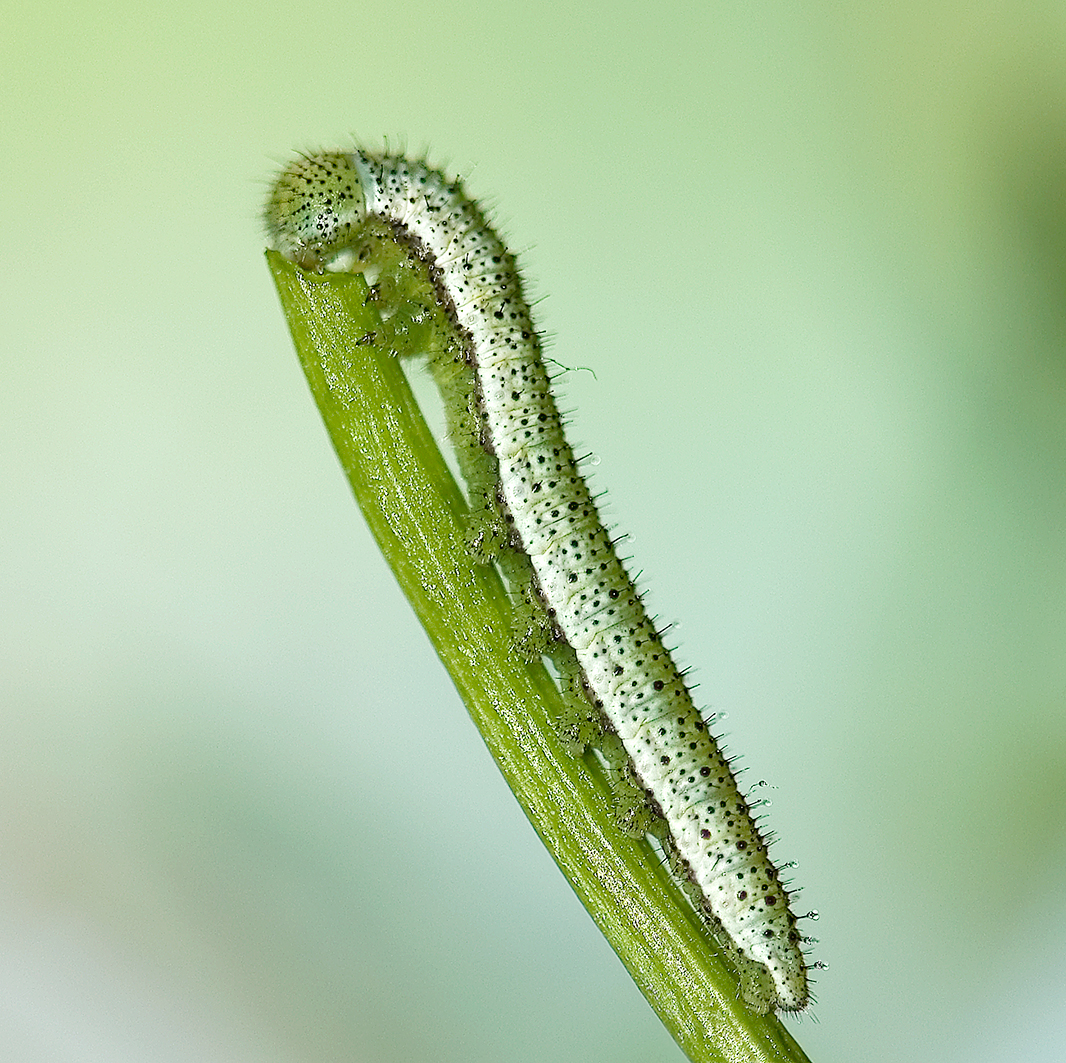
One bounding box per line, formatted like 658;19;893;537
265;148;812;1013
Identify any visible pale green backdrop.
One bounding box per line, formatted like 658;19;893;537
3;2;1065;1061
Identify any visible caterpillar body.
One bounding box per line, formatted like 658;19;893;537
265;149;810;1013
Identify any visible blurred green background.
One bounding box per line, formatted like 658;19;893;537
3;2;1065;1061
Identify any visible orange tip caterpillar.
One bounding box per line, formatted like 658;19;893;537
265;148;812;1013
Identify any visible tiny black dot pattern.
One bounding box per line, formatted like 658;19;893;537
264;152;372;270
266;150;809;1013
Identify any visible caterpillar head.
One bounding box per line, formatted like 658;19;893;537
265;152;370;272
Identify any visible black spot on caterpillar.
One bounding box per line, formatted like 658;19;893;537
265;148;811;1013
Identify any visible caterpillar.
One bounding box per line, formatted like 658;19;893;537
264;148;811;1013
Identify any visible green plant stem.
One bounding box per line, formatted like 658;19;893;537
266;250;813;1063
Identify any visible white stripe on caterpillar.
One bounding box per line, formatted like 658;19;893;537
265;149;811;1013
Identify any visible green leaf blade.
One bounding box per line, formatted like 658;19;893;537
266;250;814;1063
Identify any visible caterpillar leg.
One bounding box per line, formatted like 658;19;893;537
597;731;664;839
550;652;606;755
